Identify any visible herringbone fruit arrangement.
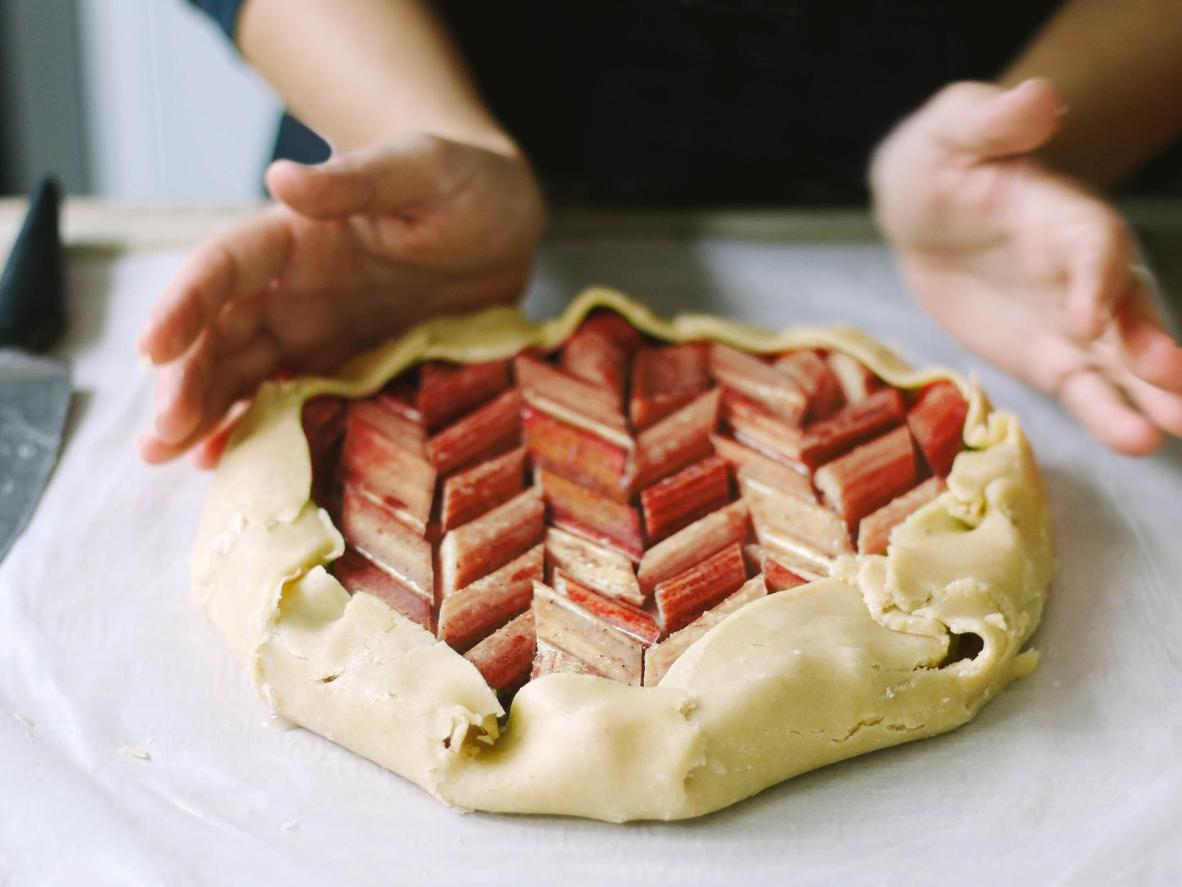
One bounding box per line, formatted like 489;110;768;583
300;310;969;699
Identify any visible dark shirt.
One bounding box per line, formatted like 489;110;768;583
185;1;1182;205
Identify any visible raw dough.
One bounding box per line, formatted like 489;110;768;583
191;288;1054;822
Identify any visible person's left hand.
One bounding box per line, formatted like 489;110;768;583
872;79;1182;454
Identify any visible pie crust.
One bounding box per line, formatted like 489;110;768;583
191;288;1055;822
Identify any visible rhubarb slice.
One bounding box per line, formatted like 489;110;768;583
739;470;853;557
640;455;732;543
464;610;536;693
341;407;437;534
513;354;627;433
439;446;528;532
560;325;629;404
375;377;422;422
417;360;510;432
720;392;807;470
531;582;643;685
757;531;831;582
637;499;750;595
798;387;906;469
773;350;843;420
521;405;633;502
302;396;345;452
644;576;766;686
710;343;807;424
827;351;880;404
536;468;644;561
544;527;645;606
814;425;918;525
762;556;810;592
654;542;748;635
908;381;969;477
633;388;720;489
426;387;522;475
710;432;813;501
552;572;661;646
334;548;434;632
437;544;542;651
532;638;597;679
347;397;425;453
339;483;434;601
858;476;945;555
438;488;544;596
630;343;711;428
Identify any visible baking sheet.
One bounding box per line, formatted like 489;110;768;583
1;238;1180;885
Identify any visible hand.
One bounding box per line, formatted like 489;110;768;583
137;134;546;465
871;79;1182;455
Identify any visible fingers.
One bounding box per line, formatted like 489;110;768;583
1060;203;1134;342
139;335;282;464
266;135;457;220
188;400;251;470
1058;368;1163;456
1112;280;1182;392
138;211;293;365
929;78;1064;159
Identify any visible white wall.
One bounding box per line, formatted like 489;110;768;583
76;0;281;200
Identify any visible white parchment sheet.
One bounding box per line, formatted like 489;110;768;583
1;238;1179;886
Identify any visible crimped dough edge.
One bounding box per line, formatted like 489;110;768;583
190;288;1055;822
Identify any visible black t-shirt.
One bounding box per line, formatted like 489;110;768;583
189;1;1182;204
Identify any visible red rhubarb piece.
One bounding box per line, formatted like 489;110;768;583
710;343;807;424
339;483;434;601
439;446;528;532
762;556;809;592
437;544;542;652
857;476;945;555
553;572;661;646
347;398;426;453
334;548;434;632
757;533;831;582
826;351;881;404
577;310;645;351
302;396;345;451
654;542;748;635
637;499;750;595
814;425;918;525
545;527;644;606
426;387;522;475
439;488;544;596
375;377;423;423
629;343;711;429
739;470;853;558
560;326;629;405
536;468;644;561
417;360;510;432
521;405;633;502
341;407;437;534
640;455;732;543
720;392;806;470
644;575;766;686
798;387;906;469
465;610;536;693
710;433;813;501
531;582;643;685
774;350;843;420
634;388;720;489
907;381;969;477
512;354;627;433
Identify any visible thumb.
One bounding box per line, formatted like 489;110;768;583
928;78;1065;159
266;135;450;219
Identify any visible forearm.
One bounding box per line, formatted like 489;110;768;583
1001;0;1182;188
237;0;515;155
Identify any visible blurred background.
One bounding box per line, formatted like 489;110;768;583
0;0;277;201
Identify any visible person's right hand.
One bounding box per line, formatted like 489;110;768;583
136;133;546;467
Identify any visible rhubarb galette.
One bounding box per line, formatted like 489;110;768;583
191;289;1054;822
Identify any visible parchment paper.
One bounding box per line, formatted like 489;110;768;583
1;237;1179;886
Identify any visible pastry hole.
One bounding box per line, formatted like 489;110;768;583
939;632;984;668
